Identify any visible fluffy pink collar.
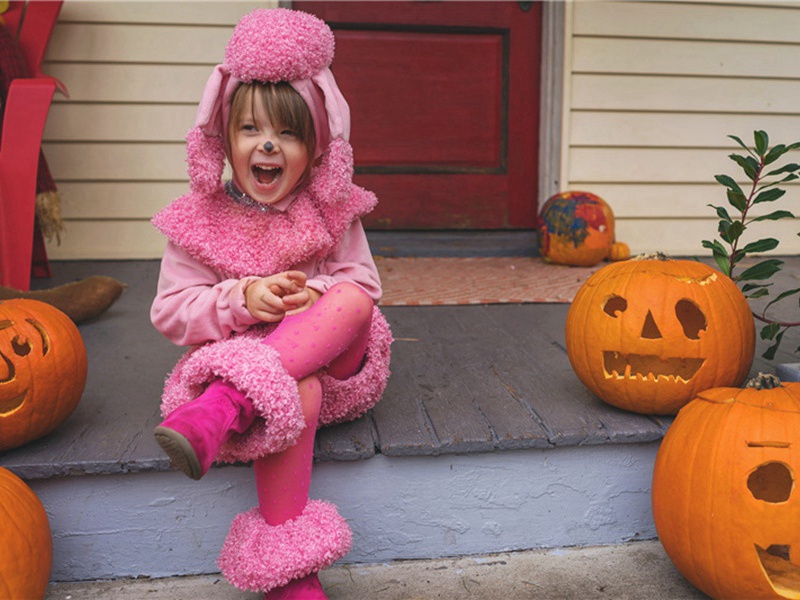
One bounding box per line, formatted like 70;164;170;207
152;140;376;278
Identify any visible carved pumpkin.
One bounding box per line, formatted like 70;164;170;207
0;467;52;599
538;191;628;267
565;254;754;414
0;299;87;451
653;374;800;600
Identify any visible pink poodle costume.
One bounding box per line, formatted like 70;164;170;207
149;9;392;596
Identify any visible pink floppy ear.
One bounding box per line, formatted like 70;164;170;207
311;68;351;142
186;126;226;195
186;65;237;194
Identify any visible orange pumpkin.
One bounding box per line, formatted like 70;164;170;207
0;467;52;599
0;299;87;451
565;254;754;414
652;375;800;599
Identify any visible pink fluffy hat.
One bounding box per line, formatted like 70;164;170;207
186;8;351;195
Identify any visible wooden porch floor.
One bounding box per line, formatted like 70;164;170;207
1;255;797;480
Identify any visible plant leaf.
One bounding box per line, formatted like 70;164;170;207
758;173;799;189
747;288;771;299
764;287;800;312
742;238;780;253
727;190;748;212
754;188;786;204
729;154;759;180
702;238;729;254
729;135;756;156
742;283;771;292
710;204;733;222
712;253;731;276
714;174;744;194
755;130;769;155
739;259;784;281
764;144;787;165
751;210;796;222
722;221;745;243
765;162;800;177
762;329;785;361
761;322;781;341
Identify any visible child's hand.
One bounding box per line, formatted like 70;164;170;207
284;286;322;317
245;271;308;322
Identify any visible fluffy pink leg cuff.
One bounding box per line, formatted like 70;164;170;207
161;336;304;463
318;306;393;425
218;500;352;593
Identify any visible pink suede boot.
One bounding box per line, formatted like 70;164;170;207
154;380;255;480
263;573;326;599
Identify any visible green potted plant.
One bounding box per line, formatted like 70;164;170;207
703;130;800;364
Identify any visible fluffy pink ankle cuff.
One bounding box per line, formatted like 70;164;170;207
218;500;352;593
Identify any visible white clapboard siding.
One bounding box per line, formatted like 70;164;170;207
615;217;800;257
46;104;196;141
41;0;270;260
570;113;800;149
57;183;190;220
564;1;800;256
572;1;800;42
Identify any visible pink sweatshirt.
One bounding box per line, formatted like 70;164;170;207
151;218;381;347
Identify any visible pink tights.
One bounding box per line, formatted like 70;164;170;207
255;282;372;597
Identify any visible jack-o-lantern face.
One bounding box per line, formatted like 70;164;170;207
565;256;755;414
0;316;51;416
742;449;800;597
0;299;87;452
653;379;800;599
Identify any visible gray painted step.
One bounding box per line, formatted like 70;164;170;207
2;260;669;479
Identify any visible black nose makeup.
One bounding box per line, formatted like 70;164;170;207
263;141;275;152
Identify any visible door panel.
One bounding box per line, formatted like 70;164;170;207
296;1;541;229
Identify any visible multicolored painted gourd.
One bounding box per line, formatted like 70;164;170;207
538;191;629;267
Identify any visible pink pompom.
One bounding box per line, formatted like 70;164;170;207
225;8;335;83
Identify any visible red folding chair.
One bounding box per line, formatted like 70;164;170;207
0;0;67;290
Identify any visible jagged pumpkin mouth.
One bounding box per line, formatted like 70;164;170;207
0;391;26;416
756;545;800;598
0;351;27;416
602;351;704;382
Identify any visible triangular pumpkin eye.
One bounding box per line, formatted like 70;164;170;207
641;311;662;339
676;299;707;340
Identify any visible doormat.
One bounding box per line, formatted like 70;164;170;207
376;257;603;306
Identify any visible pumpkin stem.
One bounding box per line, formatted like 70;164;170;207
633;252;669;261
746;372;782;390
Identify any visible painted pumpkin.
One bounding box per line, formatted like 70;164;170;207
565;254;754;414
538;191;628;267
0;467;52;599
0;299;87;451
653;374;800;599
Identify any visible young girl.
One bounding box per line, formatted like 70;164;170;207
149;9;392;599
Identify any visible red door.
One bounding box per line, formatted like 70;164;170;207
296;1;541;230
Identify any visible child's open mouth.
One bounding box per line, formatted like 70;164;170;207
253;165;282;185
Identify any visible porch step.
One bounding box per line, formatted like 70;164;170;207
1;258;791;582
